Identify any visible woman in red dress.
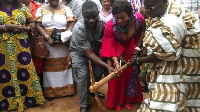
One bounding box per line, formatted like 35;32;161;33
100;0;145;111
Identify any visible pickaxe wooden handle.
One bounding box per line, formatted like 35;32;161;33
89;62;131;93
89;60;105;110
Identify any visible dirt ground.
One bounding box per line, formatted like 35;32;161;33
6;83;149;112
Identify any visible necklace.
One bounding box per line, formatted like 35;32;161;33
116;19;131;33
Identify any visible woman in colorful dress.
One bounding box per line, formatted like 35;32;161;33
0;0;45;111
21;0;44;91
100;0;144;111
35;0;76;101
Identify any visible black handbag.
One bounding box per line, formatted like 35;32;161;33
51;28;65;43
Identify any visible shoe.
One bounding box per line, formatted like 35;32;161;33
80;106;90;112
90;92;105;99
115;105;121;111
125;104;131;109
46;97;55;101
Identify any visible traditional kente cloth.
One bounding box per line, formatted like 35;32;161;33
35;6;76;97
140;0;200;111
0;5;44;112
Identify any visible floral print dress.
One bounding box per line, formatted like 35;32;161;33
0;4;44;112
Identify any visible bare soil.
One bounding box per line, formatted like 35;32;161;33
6;83;149;112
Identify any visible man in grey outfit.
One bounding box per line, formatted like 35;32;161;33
69;1;114;112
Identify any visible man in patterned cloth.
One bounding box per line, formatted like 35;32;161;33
130;0;200;111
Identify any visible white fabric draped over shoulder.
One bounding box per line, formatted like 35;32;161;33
160;14;187;44
144;14;187;61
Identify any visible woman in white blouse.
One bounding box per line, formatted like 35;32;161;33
99;0;113;23
35;0;76;101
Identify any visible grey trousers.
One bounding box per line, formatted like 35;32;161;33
92;63;105;82
72;61;104;107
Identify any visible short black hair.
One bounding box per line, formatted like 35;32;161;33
82;1;98;13
112;0;133;17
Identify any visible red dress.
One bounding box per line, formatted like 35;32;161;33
100;12;144;108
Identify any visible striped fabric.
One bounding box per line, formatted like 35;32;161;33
43;56;71;72
140;0;200;111
44;84;75;97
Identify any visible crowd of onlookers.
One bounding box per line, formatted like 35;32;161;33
0;0;199;112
